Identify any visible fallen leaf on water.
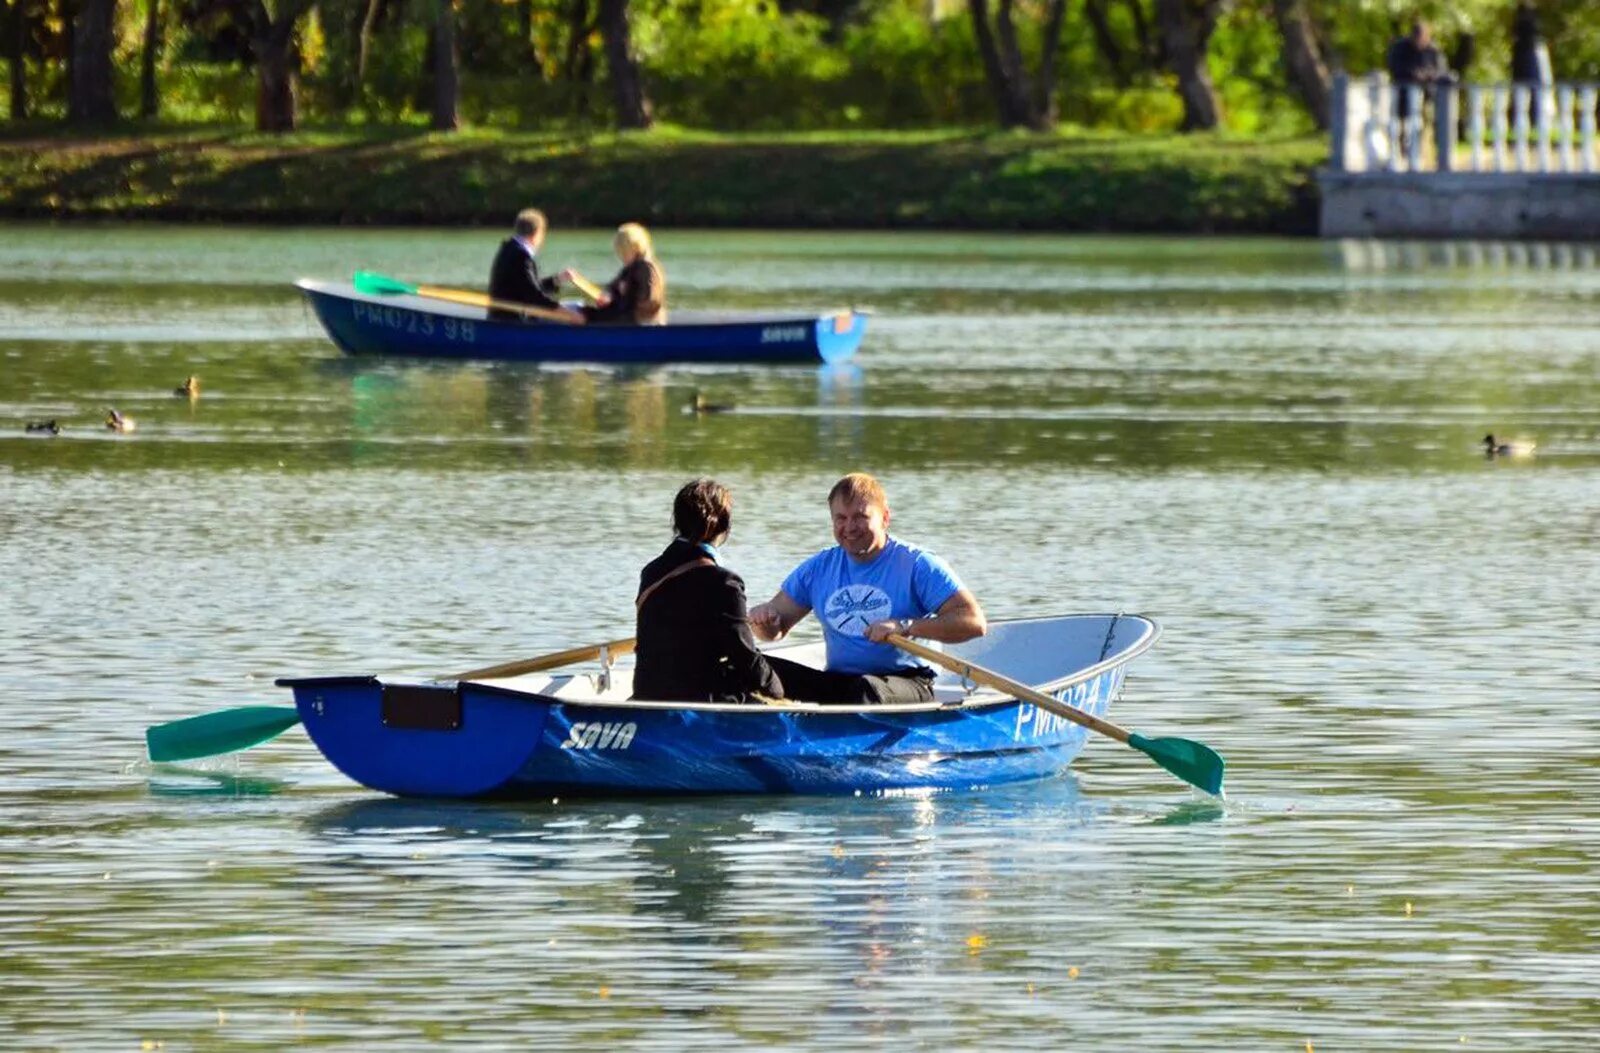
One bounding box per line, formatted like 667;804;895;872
1068;966;1080;980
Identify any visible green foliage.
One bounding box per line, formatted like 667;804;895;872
0;126;1325;233
158;64;257;124
9;0;1600;137
837;2;989;125
645;0;848;129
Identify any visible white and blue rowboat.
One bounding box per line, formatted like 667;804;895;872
295;279;868;365
275;614;1159;798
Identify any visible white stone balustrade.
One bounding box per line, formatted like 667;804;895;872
1330;72;1600;175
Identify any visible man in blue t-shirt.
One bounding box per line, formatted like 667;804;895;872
748;472;988;704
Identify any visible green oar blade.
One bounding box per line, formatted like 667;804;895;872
352;270;416;296
146;706;302;763
1127;733;1226;796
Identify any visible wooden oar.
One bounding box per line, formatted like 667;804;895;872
453;637;635;680
888;634;1225;796
144;638;637;763
563;269;607;304
351;270;581;325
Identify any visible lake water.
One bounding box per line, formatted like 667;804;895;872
2;226;1598;1049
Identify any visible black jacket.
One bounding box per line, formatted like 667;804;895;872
583;257;666;325
488;238;560;320
632;539;783;703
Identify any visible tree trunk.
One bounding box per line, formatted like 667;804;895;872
1271;0;1329;129
1126;0;1160;68
355;0;381;96
251;0;311;133
1032;0;1067;130
597;0;650;129
968;0;1064;130
967;0;1028;127
429;0;458;130
1083;0;1129;87
7;0;28;120
139;0;159;118
67;0;117;124
254;24;296;131
1155;0;1221;131
520;0;539;69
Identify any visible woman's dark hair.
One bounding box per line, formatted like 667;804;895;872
673;478;732;543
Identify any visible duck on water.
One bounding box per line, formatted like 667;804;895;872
1484;433;1535;458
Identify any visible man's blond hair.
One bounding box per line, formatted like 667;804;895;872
514;208;548;239
828;472;887;511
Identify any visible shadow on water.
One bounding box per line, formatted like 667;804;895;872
1143;798;1228;826
145;766;295;798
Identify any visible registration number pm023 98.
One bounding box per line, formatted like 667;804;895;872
351;301;477;344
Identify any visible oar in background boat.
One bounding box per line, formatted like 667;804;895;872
350;270;582;325
145;638;638;764
561;269;607;304
888;634;1225;796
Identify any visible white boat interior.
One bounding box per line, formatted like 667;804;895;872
464;614;1156;713
296;279;844;327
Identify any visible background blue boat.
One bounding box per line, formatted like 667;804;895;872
276;614;1159;798
295;279;868;364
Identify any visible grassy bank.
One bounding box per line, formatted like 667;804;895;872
0;127;1326;233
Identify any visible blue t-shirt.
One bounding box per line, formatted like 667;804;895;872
780;536;964;675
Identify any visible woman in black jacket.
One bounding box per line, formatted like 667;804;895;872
565;223;667;326
632;479;783;703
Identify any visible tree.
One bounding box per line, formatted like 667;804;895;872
250;0;314;132
1154;0;1222;130
67;0;117;124
6;0;29;119
139;0;161;117
597;0;649;129
967;0;1069;130
429;0;458;129
1271;0;1329;129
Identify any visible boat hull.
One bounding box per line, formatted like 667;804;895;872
278;615;1157;799
295;279;866;365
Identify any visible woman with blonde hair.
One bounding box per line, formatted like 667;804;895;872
562;222;667;325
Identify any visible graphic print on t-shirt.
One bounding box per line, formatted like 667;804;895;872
824;584;892;636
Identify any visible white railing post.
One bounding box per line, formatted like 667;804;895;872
1557;85;1576;172
1467;85;1484;171
1581;85;1598;174
1493;84;1510;171
1434;82;1457;172
1513;84;1531;170
1536;86;1553;171
1406;84;1424;171
1366;73;1390;172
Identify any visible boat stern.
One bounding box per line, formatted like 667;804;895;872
277;676;552;797
815;310;869;364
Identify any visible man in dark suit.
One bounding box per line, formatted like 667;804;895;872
487;209;582;323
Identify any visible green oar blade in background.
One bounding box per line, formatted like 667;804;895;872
352;271;416;296
1127;733;1226;796
146;706;302;763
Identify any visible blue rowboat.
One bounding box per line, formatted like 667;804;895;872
294;279;868;365
276;614;1159;799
